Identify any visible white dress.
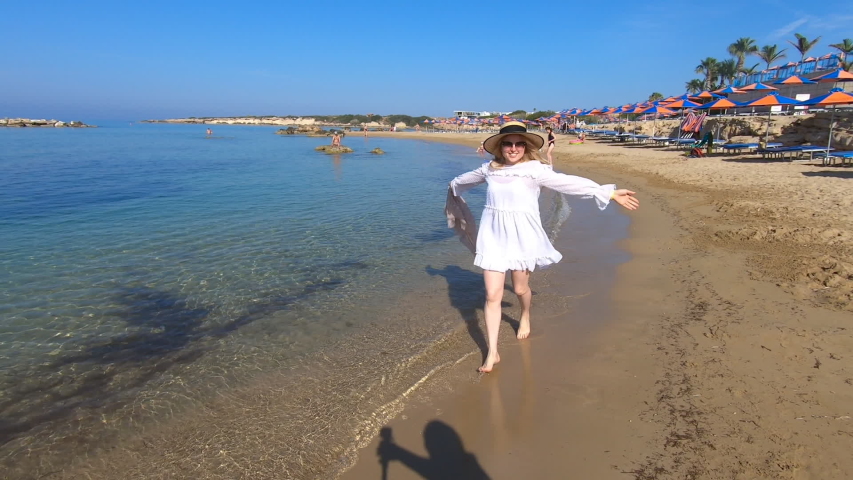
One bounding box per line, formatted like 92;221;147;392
450;160;615;272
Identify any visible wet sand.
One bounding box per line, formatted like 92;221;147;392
342;131;853;479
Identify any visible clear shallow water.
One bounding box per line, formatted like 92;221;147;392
0;123;493;473
0;125;630;479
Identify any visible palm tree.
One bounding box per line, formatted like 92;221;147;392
757;44;787;70
648;92;664;102
743;63;761;75
695;57;719;90
728;37;759;72
788;33;821;70
717;59;738;86
829;38;853;61
685;79;705;94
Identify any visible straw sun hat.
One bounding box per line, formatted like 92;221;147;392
482;121;545;155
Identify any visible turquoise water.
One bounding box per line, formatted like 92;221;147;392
0;123;496;474
0;124;630;479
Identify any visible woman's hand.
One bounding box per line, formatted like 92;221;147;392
612;189;639;210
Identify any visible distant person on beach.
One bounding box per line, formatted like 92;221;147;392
545;126;556;165
364;126;368;137
206;128;212;136
331;133;341;147
446;121;639;373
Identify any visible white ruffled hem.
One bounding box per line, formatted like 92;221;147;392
474;252;563;272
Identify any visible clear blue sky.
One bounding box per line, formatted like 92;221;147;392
1;0;849;121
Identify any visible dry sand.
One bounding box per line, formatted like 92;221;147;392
342;131;853;479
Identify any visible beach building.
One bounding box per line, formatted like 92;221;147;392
733;53;843;87
453;110;505;118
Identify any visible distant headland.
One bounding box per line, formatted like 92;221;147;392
141;114;430;129
1;118;95;128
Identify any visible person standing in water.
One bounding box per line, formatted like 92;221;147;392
545;126;556;165
447;121;639;372
206;128;213;137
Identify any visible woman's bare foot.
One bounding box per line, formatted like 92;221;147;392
478;352;500;373
516;315;530;339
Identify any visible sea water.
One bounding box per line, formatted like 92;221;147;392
0;124;625;478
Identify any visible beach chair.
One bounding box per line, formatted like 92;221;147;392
688;132;714;155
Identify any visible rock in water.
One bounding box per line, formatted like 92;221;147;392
315;145;353;154
370;148;385;154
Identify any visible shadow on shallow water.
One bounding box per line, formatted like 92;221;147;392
424;265;518;364
0;273;349;452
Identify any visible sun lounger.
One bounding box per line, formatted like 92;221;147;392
668;138;697;149
814;150;853;166
722;142;782;154
758;145;835;161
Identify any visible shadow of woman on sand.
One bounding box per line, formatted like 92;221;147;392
377;421;490;480
425;265;518;362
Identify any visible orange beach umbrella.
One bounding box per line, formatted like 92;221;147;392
802;89;853;152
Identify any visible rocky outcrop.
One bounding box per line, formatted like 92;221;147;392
276;125;330;136
594;112;853;149
370;148;385;154
315;145;353;154
1;118;94;128
776;111;853;149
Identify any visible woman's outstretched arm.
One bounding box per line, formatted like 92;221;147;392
449;165;487;197
536;168;638;210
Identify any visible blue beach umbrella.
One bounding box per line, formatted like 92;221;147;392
713;86;744;95
634;105;675;136
740;82;777;91
697;98;742;110
811;68;853;83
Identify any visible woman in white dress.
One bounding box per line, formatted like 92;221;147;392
449;122;639;372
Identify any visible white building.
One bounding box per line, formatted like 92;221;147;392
453;110;504;118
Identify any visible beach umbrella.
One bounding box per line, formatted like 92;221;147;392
740;82;778;91
697;98;741;110
712;86;744;95
801;88;853;153
664;98;702;109
692;90;722;101
810;69;853;91
773;75;817;85
811;69;853;83
663;99;701;137
741;92;801;142
634;105;675;136
697;98;742;132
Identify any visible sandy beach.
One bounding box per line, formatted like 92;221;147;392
341;131;853;479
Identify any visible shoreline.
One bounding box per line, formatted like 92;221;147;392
341;131;853;478
12;127;851;478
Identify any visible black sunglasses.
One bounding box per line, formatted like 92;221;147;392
500;141;527;148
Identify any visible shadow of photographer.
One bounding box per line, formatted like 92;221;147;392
377;421;489;480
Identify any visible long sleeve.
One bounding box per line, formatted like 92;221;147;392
536;168;615;210
449;165;487;197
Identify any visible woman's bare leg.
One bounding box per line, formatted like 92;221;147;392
480;270;506;372
547;144;554;165
511;269;532;339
